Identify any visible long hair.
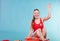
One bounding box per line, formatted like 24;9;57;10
32;9;39;23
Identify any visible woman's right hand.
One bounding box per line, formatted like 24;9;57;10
25;34;31;38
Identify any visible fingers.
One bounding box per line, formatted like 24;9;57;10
47;3;51;8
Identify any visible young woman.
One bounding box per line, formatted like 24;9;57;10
27;4;51;41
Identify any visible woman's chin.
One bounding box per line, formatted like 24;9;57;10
35;17;39;19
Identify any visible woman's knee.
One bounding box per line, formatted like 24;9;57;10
37;29;41;32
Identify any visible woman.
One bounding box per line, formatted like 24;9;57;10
27;4;51;41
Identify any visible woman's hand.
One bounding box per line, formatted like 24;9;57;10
47;3;51;10
25;34;31;39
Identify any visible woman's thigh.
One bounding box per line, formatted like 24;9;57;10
32;29;41;37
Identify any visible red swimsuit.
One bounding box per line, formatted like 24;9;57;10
32;18;44;32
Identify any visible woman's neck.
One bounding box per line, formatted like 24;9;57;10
35;18;39;20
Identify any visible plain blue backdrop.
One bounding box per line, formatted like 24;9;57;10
0;0;60;41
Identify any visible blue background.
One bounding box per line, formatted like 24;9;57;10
0;0;60;41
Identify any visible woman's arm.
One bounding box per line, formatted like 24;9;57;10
42;4;51;21
28;21;33;36
42;24;47;38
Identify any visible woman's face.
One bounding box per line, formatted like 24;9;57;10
33;10;40;19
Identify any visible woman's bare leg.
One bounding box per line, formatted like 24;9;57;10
30;29;45;41
30;30;37;37
36;29;45;41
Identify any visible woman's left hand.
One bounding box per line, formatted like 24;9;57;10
47;3;51;9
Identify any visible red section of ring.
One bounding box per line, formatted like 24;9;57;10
2;40;10;41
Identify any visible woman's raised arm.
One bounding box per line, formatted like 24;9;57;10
42;4;51;21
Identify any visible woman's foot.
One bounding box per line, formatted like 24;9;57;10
39;38;47;41
42;39;49;41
